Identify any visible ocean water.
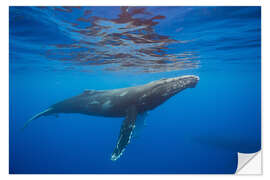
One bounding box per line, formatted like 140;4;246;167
9;6;261;174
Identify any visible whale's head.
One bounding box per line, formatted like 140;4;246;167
138;75;199;111
172;75;200;88
147;75;199;101
163;75;199;95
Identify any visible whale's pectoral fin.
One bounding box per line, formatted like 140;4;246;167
111;105;137;161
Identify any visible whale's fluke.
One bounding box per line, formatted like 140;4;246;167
111;105;138;161
22;108;53;130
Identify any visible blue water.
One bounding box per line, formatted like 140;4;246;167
9;6;261;174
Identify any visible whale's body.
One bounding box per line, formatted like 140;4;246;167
24;75;199;161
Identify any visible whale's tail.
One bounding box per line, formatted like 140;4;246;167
22;108;53;130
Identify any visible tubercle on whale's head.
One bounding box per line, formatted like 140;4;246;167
159;75;199;89
148;75;199;99
177;75;200;88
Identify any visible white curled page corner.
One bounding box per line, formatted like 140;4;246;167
235;150;262;175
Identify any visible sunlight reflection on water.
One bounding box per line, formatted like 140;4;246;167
44;7;199;73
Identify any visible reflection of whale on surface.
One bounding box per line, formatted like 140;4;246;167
23;75;199;161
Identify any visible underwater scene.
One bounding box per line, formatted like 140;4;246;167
9;6;261;174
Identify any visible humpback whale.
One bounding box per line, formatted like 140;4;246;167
23;75;199;161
